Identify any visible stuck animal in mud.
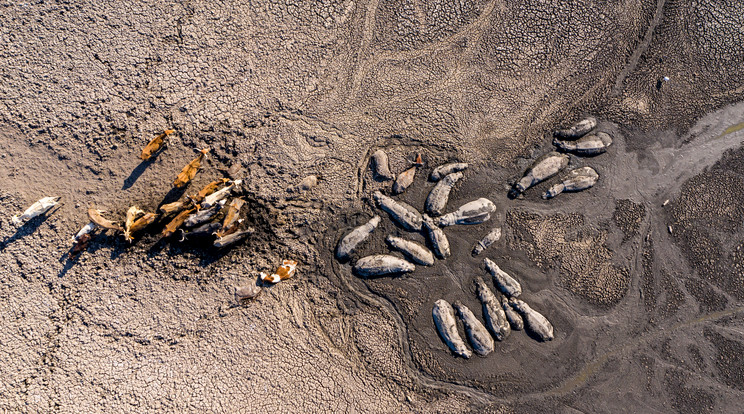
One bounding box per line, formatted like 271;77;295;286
543;166;599;199
509;152;569;198
235;283;262;301
87;208;124;232
235;282;262;301
72;222;96;242
124;208;156;241
139;129;174;160
191;178;229;205
183;199;226;228
421;214;450;259
425;171;463;216
472;227;501;256
393;166;417;195
474;276;510;341
173;148;210;188
432;299;471;359
159;200;188;216
162;207;196;237
430;162;468;181
336;215;381;261
501;296;524;331
12;196;61;225
553;132;612;156
453;300;495;356
509;298;554;342
69;233;93;259
553;116;597;139
181;222;222;241
438;198;496;227
484;258;522;298
353;254;415;277
260;259;298;283
386;235;435;266
202;179;242;209
216;198;246;238
373;191;422;232
370;149;395;181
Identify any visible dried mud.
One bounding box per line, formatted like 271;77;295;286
2;0;744;412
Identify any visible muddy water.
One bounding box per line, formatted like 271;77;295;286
325;101;744;403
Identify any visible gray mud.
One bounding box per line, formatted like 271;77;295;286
328;103;744;408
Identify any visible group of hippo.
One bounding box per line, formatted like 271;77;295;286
509;116;611;199
336;117;607;358
433;258;554;358
335;158;498;276
334;152;554;359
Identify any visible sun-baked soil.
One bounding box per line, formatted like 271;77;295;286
1;0;744;412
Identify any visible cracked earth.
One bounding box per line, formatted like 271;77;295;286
1;0;744;412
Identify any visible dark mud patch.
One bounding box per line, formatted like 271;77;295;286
326;143;642;397
665;368;716;414
614;199;645;242
506;210;630;307
704;327;744;392
683;277;728;313
670;144;744;299
641;240;657;313
658;269;685;319
323;104;744;403
505;210;585;269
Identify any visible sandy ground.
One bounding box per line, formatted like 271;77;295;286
1;0;744;412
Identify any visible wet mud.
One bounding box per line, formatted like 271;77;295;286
325;102;744;406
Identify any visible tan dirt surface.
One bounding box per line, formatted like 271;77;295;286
1;0;744;412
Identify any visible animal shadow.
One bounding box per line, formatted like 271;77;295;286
0;210;58;252
157;185;189;207
122;158;156;190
